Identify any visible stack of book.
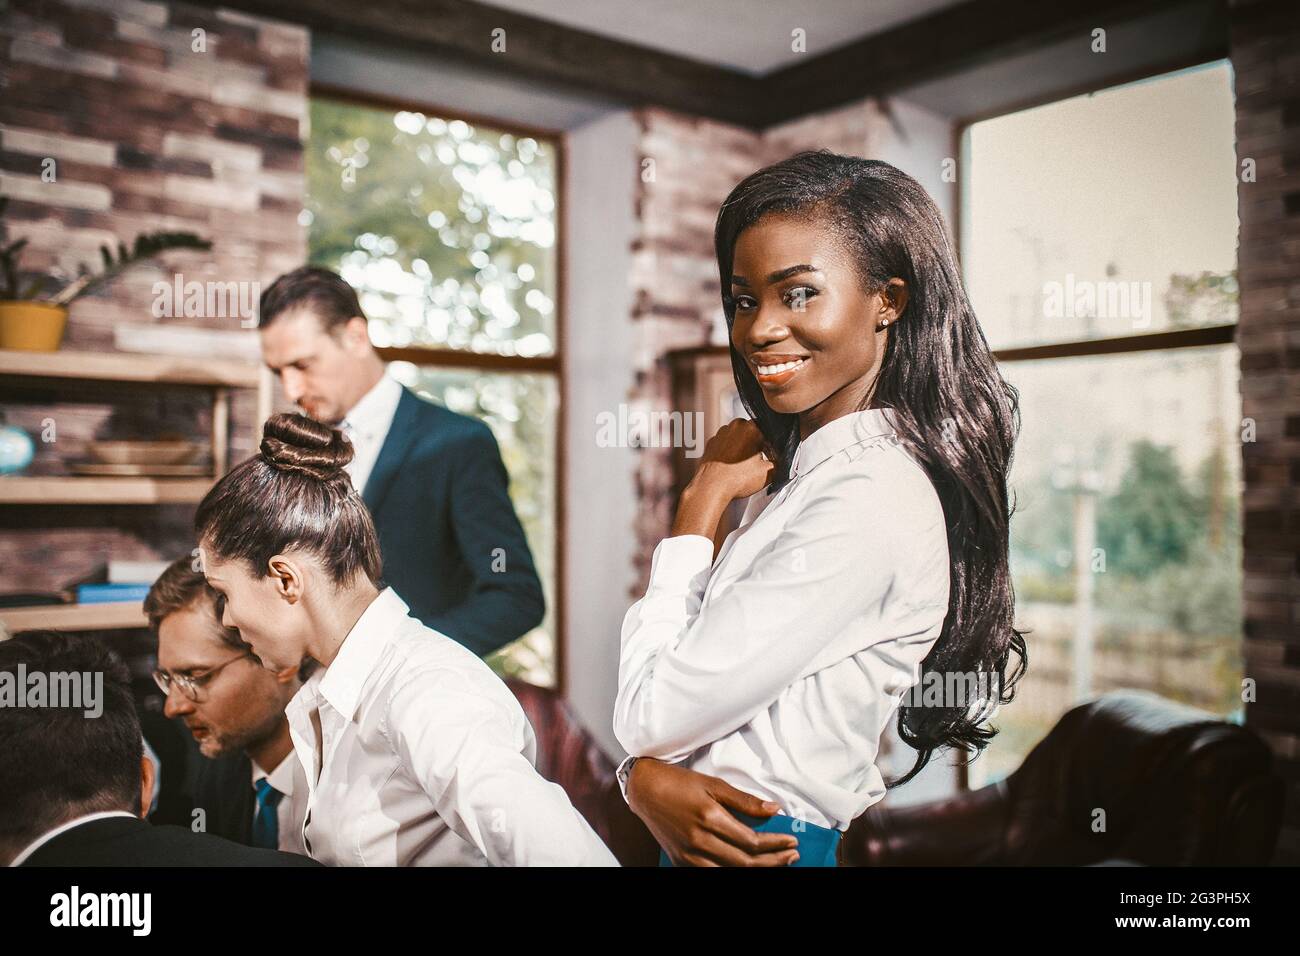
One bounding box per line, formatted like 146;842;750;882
75;559;171;604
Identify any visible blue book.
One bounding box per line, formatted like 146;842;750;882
76;583;151;604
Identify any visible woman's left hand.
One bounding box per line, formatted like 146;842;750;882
627;758;799;867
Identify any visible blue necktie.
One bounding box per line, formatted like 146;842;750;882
252;777;284;850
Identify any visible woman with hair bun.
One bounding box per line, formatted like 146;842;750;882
195;412;617;867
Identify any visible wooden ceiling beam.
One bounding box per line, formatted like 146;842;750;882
757;0;1223;125
185;0;1222;131
190;0;765;127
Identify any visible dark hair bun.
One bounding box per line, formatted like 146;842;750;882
259;413;354;481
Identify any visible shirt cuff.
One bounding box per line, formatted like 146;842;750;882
615;754;638;805
615;753;695;805
646;534;714;596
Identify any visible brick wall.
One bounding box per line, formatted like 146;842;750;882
1230;0;1300;866
629;109;770;588
0;0;307;596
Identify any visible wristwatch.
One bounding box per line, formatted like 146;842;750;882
615;755;639;804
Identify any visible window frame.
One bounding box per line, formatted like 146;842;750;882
953;56;1240;790
308;82;569;694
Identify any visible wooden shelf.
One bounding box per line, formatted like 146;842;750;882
0;601;148;633
0;351;267;609
0;348;262;388
0;476;214;504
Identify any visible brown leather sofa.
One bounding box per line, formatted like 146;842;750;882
839;689;1284;866
507;681;1284;867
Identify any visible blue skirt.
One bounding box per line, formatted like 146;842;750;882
658;809;841;867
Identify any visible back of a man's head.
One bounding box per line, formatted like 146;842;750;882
0;630;142;858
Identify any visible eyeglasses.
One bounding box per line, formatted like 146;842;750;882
152;650;253;703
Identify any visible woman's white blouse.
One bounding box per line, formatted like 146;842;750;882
286;587;618;866
613;406;950;831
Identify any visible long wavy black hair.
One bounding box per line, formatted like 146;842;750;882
714;149;1028;788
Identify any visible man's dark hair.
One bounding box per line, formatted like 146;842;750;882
0;631;143;850
258;265;366;333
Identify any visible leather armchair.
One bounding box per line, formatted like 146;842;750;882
839;689;1285;866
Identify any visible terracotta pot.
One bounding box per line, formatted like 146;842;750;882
0;301;69;351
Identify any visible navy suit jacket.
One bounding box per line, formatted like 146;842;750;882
20;815;319;867
360;386;545;657
190;752;256;846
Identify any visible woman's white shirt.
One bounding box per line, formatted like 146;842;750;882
613;406;950;831
285;587;618;866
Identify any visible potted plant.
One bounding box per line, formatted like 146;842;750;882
0;198;211;351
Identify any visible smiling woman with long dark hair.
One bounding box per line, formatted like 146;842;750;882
613;149;1027;867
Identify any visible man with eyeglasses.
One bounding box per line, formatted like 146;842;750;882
145;556;310;856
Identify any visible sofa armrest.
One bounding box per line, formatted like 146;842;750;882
840;780;1011;866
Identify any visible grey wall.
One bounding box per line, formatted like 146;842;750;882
560;111;641;756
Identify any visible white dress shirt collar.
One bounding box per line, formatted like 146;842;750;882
339;373;404;495
788;405;899;481
313;587;411;722
283;587;619;865
8;810;139;867
251;748;296;797
341;373;403;444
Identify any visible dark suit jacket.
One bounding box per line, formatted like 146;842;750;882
362;386;545;657
190;752;256;846
19;815;321;867
146;722;290;851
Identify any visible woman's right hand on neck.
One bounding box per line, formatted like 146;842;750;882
688;418;776;504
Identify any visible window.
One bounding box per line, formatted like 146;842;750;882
305;93;561;686
960;61;1241;788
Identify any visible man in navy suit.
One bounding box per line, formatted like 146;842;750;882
257;266;544;657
